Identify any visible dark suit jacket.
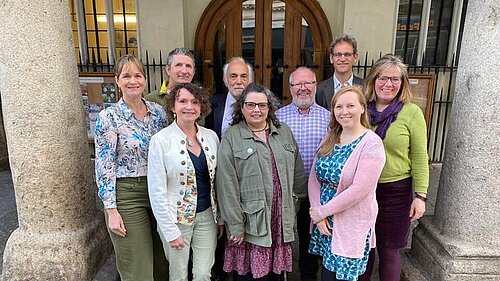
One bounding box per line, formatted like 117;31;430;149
205;93;228;140
315;75;364;110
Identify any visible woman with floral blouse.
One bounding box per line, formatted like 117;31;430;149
94;54;168;281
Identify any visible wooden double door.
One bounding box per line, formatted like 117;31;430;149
195;0;331;104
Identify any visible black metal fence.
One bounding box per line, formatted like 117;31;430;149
78;51;457;163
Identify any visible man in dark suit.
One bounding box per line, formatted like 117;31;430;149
316;34;364;110
205;57;252;281
205;57;253;139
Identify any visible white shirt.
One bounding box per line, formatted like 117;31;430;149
333;73;354;94
221;92;237;136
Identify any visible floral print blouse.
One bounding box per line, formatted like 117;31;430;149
94;98;168;209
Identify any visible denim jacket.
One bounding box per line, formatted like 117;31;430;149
216;121;307;247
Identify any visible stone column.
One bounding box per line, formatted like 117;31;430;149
0;1;111;280
407;1;500;280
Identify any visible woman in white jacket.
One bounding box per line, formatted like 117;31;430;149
148;83;223;281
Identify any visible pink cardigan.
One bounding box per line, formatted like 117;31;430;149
308;130;385;258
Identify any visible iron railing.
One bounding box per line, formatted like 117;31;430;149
78;51;457;162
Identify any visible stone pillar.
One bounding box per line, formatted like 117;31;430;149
407;1;500;280
0;1;111;280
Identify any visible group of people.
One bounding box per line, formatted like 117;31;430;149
94;34;429;281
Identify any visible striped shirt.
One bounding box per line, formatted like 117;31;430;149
277;103;330;176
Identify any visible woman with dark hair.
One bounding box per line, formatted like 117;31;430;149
216;83;307;281
148;83;223;281
308;86;385;281
94;54;168;281
358;54;429;281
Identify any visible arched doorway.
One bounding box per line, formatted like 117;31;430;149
195;0;331;104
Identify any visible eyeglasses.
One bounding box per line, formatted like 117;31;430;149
332;52;354;58
244;102;269;110
290;81;316;88
377;76;402;84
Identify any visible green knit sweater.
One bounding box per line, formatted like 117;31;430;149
375;102;429;193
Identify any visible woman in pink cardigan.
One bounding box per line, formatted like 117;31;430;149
308;86;386;281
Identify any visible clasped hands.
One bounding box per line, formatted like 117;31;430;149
310;206;332;237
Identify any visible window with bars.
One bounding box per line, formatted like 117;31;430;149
423;0;455;65
395;0;424;65
395;0;465;66
70;0;138;64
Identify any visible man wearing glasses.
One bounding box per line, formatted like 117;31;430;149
277;67;330;281
316;34;364;110
205;57;253;139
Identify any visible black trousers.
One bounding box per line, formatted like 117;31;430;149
297;198;319;281
321;267;341;281
211;235;227;280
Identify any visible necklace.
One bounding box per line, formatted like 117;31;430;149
187;139;194;147
251;124;268;133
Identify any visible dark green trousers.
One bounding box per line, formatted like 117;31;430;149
105;177;168;281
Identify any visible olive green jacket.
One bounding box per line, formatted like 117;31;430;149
145;80;168;105
216;121;307;247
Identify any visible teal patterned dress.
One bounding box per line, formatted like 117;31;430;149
308;133;371;281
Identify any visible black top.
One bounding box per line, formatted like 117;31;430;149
188;150;211;213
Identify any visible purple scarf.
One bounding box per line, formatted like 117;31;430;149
368;99;403;140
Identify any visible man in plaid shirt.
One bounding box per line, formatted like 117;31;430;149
276;66;330;281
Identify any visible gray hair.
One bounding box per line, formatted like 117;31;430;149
289;66;317;84
222;57;254;83
166;47;195;67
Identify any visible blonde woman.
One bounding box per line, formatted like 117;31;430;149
358;54;429;281
308;86;385;281
94;54;168;281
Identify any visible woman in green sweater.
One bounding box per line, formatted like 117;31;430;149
358;54;429;281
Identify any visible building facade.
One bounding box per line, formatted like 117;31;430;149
71;0;467;162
